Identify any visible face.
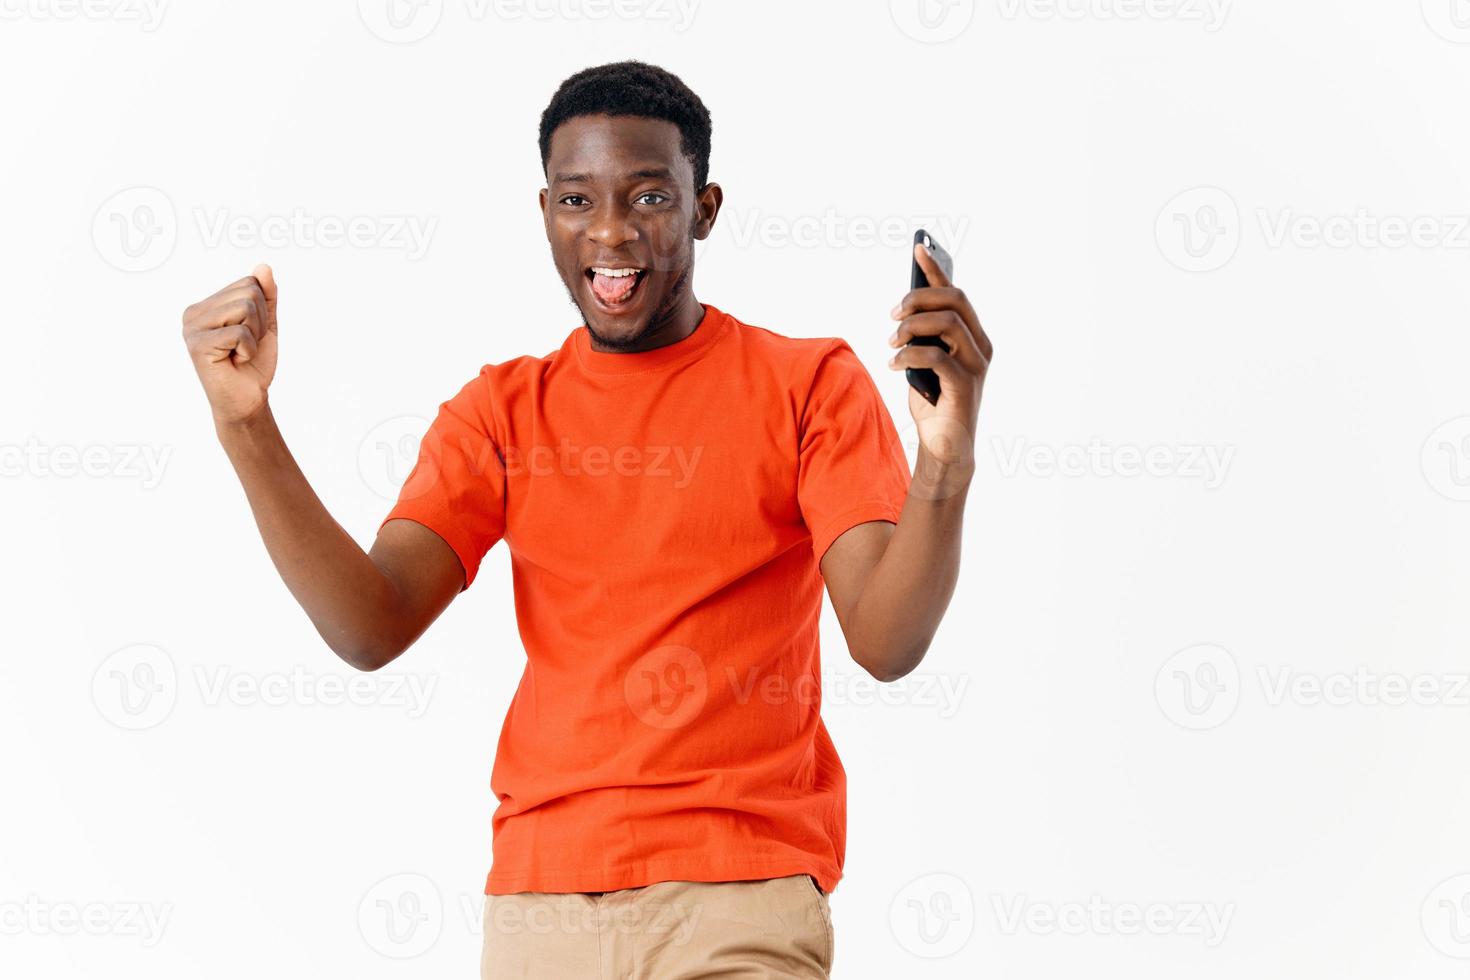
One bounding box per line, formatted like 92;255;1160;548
540;114;721;350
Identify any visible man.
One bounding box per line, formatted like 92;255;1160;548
181;60;991;979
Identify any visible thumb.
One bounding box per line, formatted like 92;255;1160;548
252;262;278;307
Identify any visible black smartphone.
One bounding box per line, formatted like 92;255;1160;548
905;228;954;405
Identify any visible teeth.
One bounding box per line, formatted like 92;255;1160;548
592;267;641;277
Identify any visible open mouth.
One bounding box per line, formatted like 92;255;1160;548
585;266;648;312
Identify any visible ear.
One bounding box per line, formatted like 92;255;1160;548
692;182;723;240
538;187;551;234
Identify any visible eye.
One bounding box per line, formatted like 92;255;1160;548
559;195;588;207
636;192;669;206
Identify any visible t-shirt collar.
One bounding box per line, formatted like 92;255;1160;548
572;303;730;377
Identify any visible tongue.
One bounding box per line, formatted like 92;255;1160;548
592;271;638;304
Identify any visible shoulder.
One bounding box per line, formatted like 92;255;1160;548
721;308;866;385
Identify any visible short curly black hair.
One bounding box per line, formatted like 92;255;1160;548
539;61;713;190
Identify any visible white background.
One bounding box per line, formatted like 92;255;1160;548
3;0;1470;977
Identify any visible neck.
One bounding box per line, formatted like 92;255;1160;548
588;289;704;354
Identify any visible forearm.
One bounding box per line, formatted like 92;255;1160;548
215;405;408;669
845;450;973;681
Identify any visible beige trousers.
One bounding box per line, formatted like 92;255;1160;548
481;874;834;978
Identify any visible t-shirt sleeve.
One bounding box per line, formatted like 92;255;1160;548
796;340;913;564
377;368;506;591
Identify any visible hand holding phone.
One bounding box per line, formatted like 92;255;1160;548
904;229;954;406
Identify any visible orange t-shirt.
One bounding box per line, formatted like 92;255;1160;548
379;302;911;895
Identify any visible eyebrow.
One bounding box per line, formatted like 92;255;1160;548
551;167;676;184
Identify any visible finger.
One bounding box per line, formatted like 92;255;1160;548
194;293;265;339
914;240;952;289
251;263;278;331
194;323;258;365
888;342;982;393
210;275;264;302
889;310;984;372
890;285;981;339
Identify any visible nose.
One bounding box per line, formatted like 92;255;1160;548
586;199;639;249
